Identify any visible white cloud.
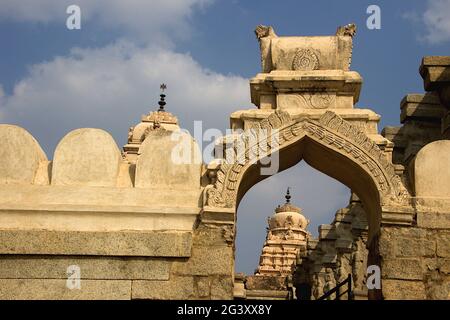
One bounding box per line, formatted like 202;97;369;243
0;40;249;156
404;0;450;44
422;0;450;43
0;0;212;43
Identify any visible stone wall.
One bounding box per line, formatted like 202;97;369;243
377;57;450;300
294;194;368;300
0;124;236;299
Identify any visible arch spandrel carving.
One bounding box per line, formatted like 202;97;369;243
204;111;411;224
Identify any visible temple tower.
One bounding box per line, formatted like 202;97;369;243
256;188;311;275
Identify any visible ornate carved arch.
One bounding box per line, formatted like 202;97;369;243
205;110;409;210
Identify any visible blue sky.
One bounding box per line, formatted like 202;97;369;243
1;0;450;274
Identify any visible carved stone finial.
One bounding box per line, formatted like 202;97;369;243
336;23;357;37
254;25;277;40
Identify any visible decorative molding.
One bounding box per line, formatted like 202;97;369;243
292;49;319;71
279;93;335;109
205;111;410;209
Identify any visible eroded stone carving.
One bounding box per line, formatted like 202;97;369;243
292;49;319;71
336;23;357;37
255;23;355;72
278;93;335;109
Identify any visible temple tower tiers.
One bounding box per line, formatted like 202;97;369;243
255;188;311;276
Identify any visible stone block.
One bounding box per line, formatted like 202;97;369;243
0;229;192;257
437;234;450;258
438;258;450;274
171;246;232;276
382;279;426;300
382;258;423;280
0;279;131;300
0;256;170;280
399;93;444;123
395;237;436;258
233;281;246;299
211;276;234;300
193;223;231;247
195;276;211;298
417;212;450;229
318;224;337;240
132;276;194;300
245;275;287;291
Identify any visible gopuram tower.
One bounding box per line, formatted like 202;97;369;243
256;188;311;275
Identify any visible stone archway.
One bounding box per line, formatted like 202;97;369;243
205;110;410;242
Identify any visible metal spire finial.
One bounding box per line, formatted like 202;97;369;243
285;187;291;203
158;83;167;111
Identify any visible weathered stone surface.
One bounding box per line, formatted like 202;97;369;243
132;276;195;300
193;223;231;247
0;229;192;257
0;256;170;280
424;270;450;299
400;93;445;123
211;276;234;300
438;258;450;274
413;140;450;197
0;279;131;300
135;129;201;189
195;276;211;298
395;238;436;258
417;212;450;229
245;275;287;291
420;56;450;91
0;124;47;185
255;24;355;72
382;279;426;300
171;246;232;276
52;128;121;187
437;234;450;258
382;258;423;280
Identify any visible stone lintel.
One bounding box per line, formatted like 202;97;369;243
0;229;192;257
0;255;170;280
